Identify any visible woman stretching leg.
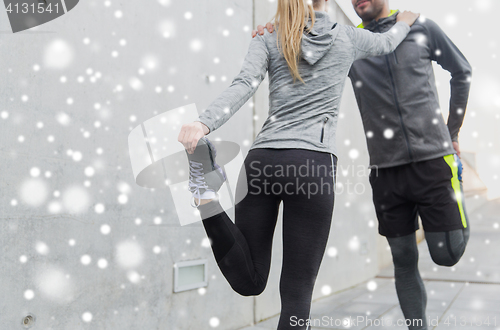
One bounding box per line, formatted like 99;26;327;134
197;146;337;328
178;1;419;328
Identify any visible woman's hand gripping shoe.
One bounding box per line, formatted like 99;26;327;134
185;137;227;207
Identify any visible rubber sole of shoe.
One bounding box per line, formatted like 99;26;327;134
202;137;226;183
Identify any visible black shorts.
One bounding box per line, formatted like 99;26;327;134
369;154;468;238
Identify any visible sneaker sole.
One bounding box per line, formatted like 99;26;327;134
203;137;227;183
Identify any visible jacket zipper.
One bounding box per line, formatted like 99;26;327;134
393;50;399;64
384;55;413;160
320;117;328;143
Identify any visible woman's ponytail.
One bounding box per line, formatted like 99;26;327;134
272;0;315;84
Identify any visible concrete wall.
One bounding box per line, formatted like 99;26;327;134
0;0;387;329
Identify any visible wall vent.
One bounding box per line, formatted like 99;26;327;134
173;259;208;293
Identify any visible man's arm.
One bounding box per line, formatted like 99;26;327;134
252;23;274;38
423;18;472;151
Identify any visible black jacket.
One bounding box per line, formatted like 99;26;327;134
348;11;472;168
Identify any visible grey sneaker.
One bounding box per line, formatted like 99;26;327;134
186;137;227;208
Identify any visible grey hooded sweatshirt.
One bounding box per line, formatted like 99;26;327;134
196;10;411;158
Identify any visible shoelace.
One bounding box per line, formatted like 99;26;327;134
188;160;208;208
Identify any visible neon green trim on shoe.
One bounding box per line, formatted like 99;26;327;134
443;154;467;228
357;9;399;29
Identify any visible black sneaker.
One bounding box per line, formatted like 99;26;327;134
185;137;227;207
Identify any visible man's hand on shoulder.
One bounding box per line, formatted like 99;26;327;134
251;22;275;38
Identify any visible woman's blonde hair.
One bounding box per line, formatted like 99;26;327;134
271;0;317;84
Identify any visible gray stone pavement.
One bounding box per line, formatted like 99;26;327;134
240;198;500;330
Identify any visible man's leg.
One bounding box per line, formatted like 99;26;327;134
369;164;428;330
424;198;469;267
387;232;428;330
416;155;470;266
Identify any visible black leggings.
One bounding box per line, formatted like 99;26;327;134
198;148;337;330
387;181;470;330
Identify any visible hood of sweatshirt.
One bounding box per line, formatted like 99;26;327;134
301;10;340;65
